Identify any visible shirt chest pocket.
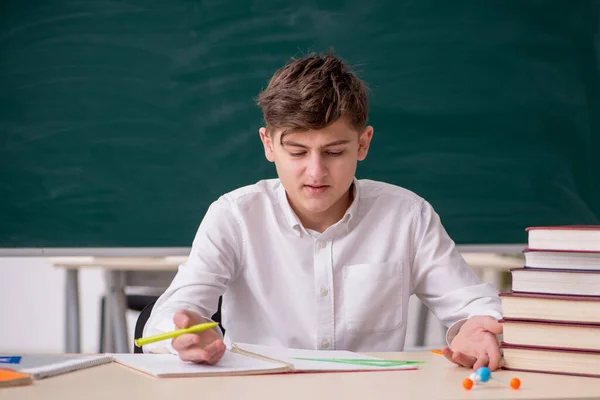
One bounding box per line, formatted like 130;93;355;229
342;261;404;334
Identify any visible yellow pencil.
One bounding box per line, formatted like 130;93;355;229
134;322;218;347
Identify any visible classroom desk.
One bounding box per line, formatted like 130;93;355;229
3;351;600;400
49;256;186;354
49;253;524;354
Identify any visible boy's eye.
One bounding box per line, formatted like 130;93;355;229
288;150;343;157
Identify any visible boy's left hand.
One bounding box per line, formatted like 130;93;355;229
441;316;503;371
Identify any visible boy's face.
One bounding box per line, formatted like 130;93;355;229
259;117;373;222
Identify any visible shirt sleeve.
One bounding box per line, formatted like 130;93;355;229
142;197;242;354
410;200;503;337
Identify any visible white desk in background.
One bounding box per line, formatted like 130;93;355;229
49;252;524;354
49;256;186;354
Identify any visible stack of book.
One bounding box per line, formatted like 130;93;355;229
500;225;600;378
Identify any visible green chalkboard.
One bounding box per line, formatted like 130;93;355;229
1;1;599;248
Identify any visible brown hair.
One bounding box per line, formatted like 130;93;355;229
256;50;369;143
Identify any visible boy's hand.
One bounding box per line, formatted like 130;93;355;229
171;309;226;364
441;316;503;371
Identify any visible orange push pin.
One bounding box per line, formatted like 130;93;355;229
510;378;521;389
462;377;474;390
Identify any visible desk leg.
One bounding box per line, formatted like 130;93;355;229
415;301;429;347
65;269;81;353
102;294;115;353
105;270;130;353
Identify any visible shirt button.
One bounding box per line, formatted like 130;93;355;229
320;287;328;297
318;241;327;249
321;339;329;349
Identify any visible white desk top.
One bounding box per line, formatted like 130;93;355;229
47;253;524;271
3;351;599;400
47;256;188;270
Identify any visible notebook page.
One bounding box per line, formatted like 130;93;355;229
233;343;419;372
113;350;289;377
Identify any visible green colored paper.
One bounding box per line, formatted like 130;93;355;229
291;357;424;367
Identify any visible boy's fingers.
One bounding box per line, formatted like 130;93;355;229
173;310;192;329
473;353;489;371
486;338;502;371
179;348;211;364
203;339;226;359
452;351;476;368
204;339;225;353
172;333;201;351
205;341;227;365
487;350;501;371
442;347;473;368
441;346;458;365
174;309;208;330
179;340;226;365
174;337;226;364
483;318;503;335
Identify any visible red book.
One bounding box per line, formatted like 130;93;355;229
526;226;600;252
501;342;600;378
501;318;600;352
523;249;600;270
509;268;600;296
500;292;600;324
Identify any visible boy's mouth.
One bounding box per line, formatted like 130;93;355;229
304;184;330;194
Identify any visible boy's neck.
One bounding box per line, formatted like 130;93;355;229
289;186;354;233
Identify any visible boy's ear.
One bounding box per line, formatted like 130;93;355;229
357;125;374;161
259;127;275;162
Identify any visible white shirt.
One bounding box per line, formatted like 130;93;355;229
144;178;502;353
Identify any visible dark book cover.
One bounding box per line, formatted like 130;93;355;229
500;292;600;301
500;318;600;328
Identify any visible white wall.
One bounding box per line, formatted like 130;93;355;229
0;258;447;354
0;258;136;354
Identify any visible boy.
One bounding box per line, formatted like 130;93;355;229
143;51;503;370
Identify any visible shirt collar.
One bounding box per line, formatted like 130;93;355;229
343;178;359;230
277;181;304;235
276;178;360;236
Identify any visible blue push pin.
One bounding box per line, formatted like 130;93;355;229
476;366;491;382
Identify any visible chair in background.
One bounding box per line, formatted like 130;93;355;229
133;296;224;353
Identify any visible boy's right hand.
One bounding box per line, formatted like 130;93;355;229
171;309;226;364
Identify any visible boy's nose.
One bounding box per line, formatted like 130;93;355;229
307;155;327;179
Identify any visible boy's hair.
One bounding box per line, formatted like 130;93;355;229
256;50;369;142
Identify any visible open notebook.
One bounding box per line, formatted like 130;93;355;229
113;343;421;378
